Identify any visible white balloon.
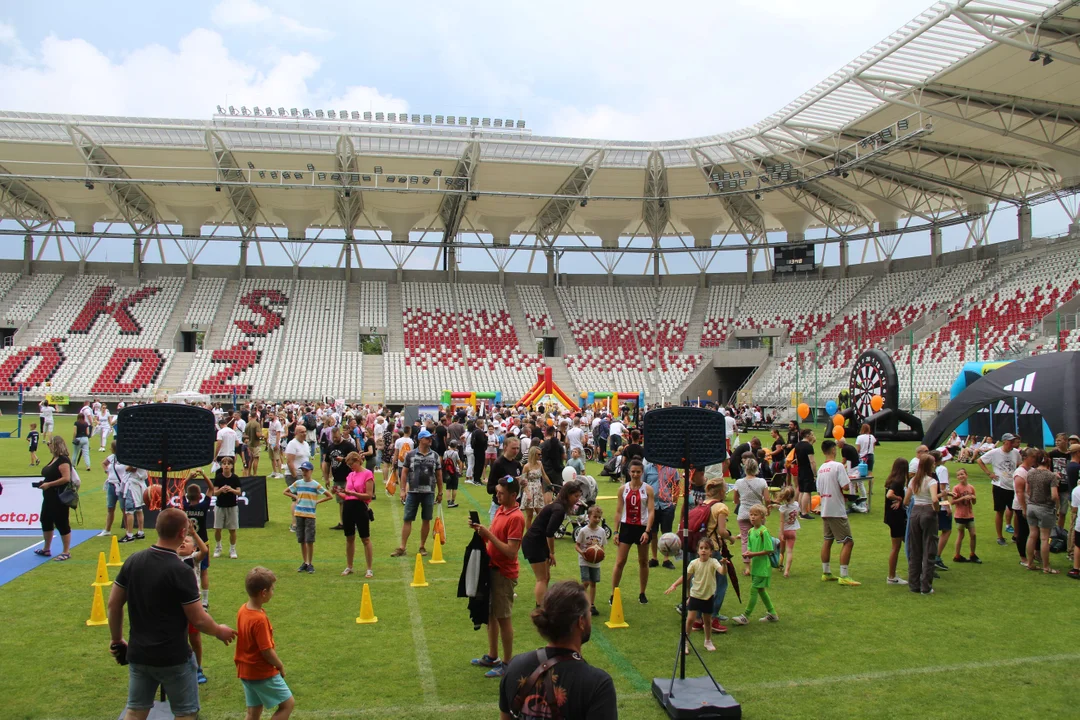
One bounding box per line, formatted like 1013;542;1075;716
561;466;578;484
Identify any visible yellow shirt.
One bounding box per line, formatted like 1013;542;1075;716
685;556;724;601
706;501;730;551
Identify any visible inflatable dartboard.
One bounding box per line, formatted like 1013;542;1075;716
848;349;899;421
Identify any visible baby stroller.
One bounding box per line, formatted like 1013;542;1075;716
554;474;612;541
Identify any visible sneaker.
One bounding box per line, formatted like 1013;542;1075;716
289;525;296;533
330;524;344;531
447;502;458;508
703;640;716;652
639;593;649;605
305;564;315;574
821;573;836;582
759;613;779;623
390;548;407;557
674;604;685;615
886;576;909;585
229;549;238;559
711;618;727;634
365;569;374;578
118;535;136;544
691;619;704;631
1006;524;1014;534
662;560;676;570
996;538;1007;546
485;662;507;678
471;654;498;667
731;615;749;626
197;669;207;684
213;547;222;558
648;558;659;568
96;530;112;538
419;547;429;557
952;555;968;563
969;554;982;564
934;558;949;571
837;576;861;587
609;595;614;606
590;605;599;616
715;615;729;622
134;532;145;540
1067;568;1080;579
297;563;308;572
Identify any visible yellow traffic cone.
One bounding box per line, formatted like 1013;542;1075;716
410;553;429;588
429;537;446;564
106;535;123;567
355;583;378;624
86;585;108;626
605;587;629;629
92;551;112;587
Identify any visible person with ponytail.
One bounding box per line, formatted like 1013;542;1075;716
497;581;616;720
521;481;583;606
903;455;940;594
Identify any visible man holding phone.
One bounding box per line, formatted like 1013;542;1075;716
468;476;525;678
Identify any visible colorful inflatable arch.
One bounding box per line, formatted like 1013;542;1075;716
440;390;502;410
518;366;580;413
947;360;1053;446
581;390;645;417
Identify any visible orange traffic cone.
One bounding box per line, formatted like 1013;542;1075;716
86;585;108;627
605;588;629;629
106;535;122;567
92;552;112;587
429;537;446;565
410;553;429;588
356;583;378;624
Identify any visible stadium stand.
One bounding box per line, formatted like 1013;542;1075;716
701;284;744;347
2;273;63;324
555;286;651;396
185;276;228;327
518;285;555;334
357;281;388;328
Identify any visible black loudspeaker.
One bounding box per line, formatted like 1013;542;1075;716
642;407;726;470
115;404;217;472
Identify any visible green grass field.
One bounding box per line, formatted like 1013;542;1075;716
1;416;1076;719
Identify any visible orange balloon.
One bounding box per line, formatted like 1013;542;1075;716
797;403;809;420
546;418;554;426
832;425;845;440
833;413;844;427
706;390;713;397
870;394;884;412
811;495;821;511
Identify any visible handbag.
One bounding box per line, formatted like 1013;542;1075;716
59;482;80;509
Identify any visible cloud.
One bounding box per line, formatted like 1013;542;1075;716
211;0;330;39
0;27;405;119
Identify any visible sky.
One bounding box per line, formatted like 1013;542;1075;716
0;0;1073;273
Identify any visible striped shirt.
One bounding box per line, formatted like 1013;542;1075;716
288;479;327;518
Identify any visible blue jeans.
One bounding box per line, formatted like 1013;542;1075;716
127;654;200;716
712;550;728;616
403;493;434;523
72;437;90;470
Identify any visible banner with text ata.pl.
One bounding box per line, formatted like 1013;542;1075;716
0;478;43;529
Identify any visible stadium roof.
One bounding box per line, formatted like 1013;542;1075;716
1;0;1079;273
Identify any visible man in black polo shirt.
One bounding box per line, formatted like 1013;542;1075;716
109;508;235;720
488;435;522;521
794;429;817;519
540;426;565;489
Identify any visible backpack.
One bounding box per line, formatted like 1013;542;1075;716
442;454;458;477
769;536;782;568
681;499;719;552
303;413;317;432
1049;526;1068;554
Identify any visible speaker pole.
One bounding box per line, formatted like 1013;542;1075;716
679;428;690;681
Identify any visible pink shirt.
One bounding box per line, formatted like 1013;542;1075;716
345;469;374;502
952;483;975;519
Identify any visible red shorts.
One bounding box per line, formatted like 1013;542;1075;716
781;530;797;547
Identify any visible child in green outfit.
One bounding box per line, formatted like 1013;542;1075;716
732;504;778;625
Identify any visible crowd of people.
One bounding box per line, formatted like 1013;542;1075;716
28;394;1080;719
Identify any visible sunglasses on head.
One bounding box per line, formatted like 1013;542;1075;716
497;475;515;486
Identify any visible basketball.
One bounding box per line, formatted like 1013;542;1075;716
658;532;682;557
143;483;161;509
583;546;605;564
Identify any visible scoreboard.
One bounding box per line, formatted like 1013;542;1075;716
774;244;816;273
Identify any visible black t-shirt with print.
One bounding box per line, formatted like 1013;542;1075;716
488;455;522;496
183;495;212;541
328;439;357;484
214;472;240;508
114;545;201;666
794;441;815;482
1049;449;1070;480
364;437;377;471
498;647;617;720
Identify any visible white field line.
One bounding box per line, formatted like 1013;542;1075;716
388;497;439;705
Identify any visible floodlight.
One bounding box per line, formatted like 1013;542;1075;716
327;110;335;119
217;105;225;114
897;118;908;130
318;172;326;180
435;115;444;123
433;169;442;176
290;108;298;117
422;177;430;184
363;111;372;120
229;106;237;115
271;171;278;179
411;114;420;122
258;170;265;178
482;118;490;126
265;107;273;116
253;107;262;116
282;171;291;179
241;106;250;115
376;112;384;121
516;120;525;129
423;114;432;123
387;176;395;183
388;113;396;122
302;109;311;118
459;116;467;125
399;176;408;183
446;116;456;125
331;173;342;181
505;119;514;128
295;172;303;180
278;107;286;116
1043;53;1053;65
340;109;348;119
579;198;587;207
85;181;94;190
494;119;503;127
351;111;360;120
471;117;479;126
361;175;371;181
1030;50;1041;61
410;176;419;184
307;163;315;172
247;161;255;169
374;165;383;174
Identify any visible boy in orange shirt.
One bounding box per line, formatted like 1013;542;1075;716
235;567;294;720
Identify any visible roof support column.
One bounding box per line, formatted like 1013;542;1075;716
545;249;555;288
23;234;33;275
1017;205;1032;245
838;240;849;278
446;241;457;283
746;248;754;284
132;237;141;280
238;239;249;279
344;239;353;283
930;225;942;268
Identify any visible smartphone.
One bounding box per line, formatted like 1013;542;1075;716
469;510;480;525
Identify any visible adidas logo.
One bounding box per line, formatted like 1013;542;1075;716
1003;372;1035;393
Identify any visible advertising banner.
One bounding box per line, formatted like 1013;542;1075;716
0;477;43;529
144;475;269;529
